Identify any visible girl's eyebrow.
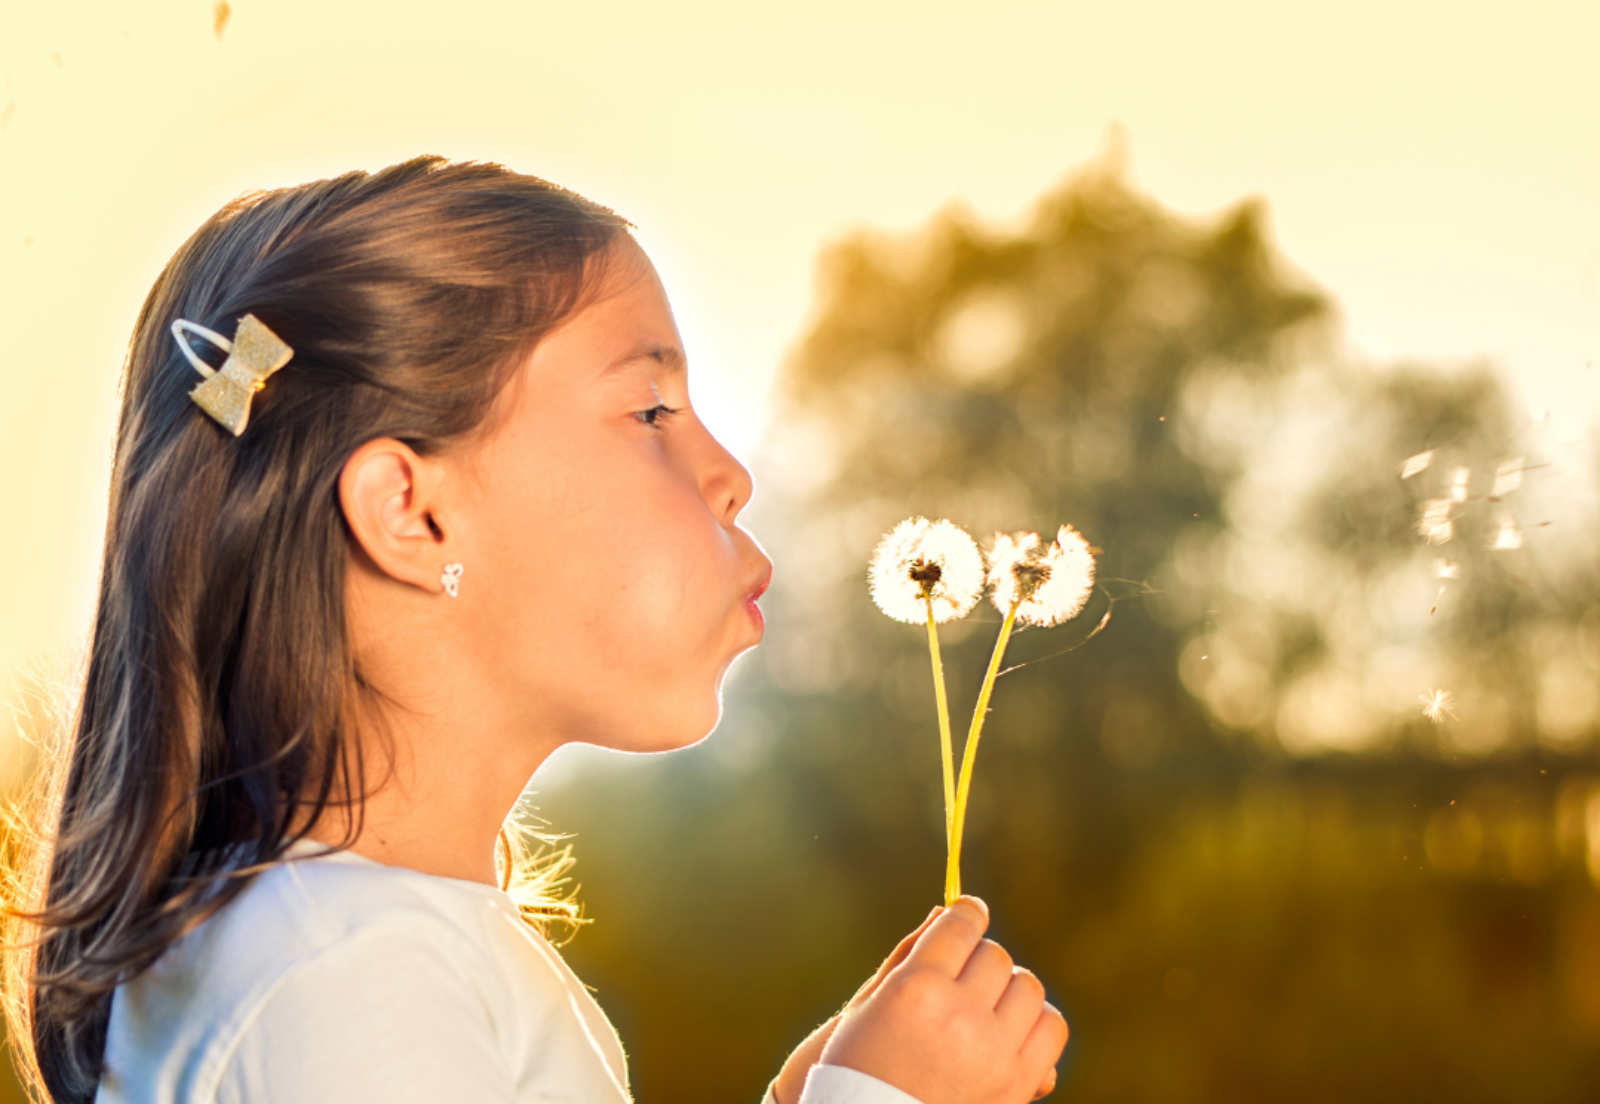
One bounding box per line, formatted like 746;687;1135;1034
598;343;687;380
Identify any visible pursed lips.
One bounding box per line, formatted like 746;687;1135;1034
743;564;773;634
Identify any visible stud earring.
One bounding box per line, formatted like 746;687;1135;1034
440;562;464;598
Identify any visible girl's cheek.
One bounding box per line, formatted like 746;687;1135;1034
614;527;717;641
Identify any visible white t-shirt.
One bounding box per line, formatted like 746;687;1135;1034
95;841;921;1104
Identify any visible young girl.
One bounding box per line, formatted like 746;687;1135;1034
2;157;1068;1104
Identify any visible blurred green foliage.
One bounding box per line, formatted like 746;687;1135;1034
541;160;1600;1103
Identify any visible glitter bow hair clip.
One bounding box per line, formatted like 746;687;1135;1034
170;313;294;436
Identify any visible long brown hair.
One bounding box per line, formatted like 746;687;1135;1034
0;156;630;1102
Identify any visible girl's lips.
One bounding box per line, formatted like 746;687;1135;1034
745;567;771;636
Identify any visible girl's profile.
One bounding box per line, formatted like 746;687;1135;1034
0;156;1068;1104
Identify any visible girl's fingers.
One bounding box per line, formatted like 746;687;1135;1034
902;896;989;978
956;939;1016;1006
850;906;944;1006
1019;1000;1071;1076
885;907;943;970
1031;1065;1059;1100
993;965;1047;1030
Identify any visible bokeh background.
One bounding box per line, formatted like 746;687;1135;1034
4;2;1600;1102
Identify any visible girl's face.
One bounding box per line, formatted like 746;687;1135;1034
452;239;771;756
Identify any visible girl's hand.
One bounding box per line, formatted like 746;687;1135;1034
770;906;945;1104
818;897;1068;1104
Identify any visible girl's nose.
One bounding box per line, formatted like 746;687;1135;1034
699;424;755;525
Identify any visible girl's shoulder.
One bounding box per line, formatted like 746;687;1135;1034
96;843;626;1103
183;841;521;994
260;840;520;948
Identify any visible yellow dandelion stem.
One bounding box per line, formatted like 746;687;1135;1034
946;597;1021;905
923;593;957;848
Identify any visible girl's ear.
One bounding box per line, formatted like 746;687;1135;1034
339;437;453;593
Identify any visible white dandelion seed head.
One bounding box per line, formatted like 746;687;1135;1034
1400;450;1435;479
1433;559;1461;580
985;530;1039;607
1492;458;1524;498
1450;468;1470;503
1419;689;1456;723
987;524;1097;627
868;516;985;624
1418;498;1454;544
1494;521;1523;550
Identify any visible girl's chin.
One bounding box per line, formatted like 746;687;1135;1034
616;730;714;756
603;700;721;756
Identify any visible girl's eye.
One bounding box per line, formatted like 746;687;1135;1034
634;403;682;430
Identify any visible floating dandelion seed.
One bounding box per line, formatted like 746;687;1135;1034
1420;689;1456;723
1401;450;1435;479
868;517;984;624
1492;458;1524;498
1418;498;1454;544
986;525;1096;627
1450;468;1470;503
214;1;232;39
1494;521;1523;550
1430;559;1458;615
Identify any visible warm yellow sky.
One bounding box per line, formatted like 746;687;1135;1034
2;0;1597;719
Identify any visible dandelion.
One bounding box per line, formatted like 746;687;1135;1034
1400;450;1434;479
1420;689;1456;723
1433;559;1460;580
1450;468;1470;504
1418;498;1454;544
986;525;1096;627
868;517;984;624
1494;521;1523;550
868;517;984;861
1492;458;1524;498
947;525;1097;904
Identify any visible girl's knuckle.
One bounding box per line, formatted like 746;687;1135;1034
980;938;1013;971
890;967;944;1012
1042;1004;1070;1045
1011;968;1045;1002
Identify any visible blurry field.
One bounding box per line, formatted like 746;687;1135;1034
6;163;1600;1101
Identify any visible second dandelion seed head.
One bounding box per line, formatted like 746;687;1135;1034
987;524;1097;627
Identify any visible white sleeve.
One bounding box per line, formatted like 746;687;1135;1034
216;926;518;1103
787;1064;925;1104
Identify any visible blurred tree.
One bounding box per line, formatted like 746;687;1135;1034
1172;343;1600;760
541;155;1600;1104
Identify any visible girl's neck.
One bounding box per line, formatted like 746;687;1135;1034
300;700;560;887
329;543;566;885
